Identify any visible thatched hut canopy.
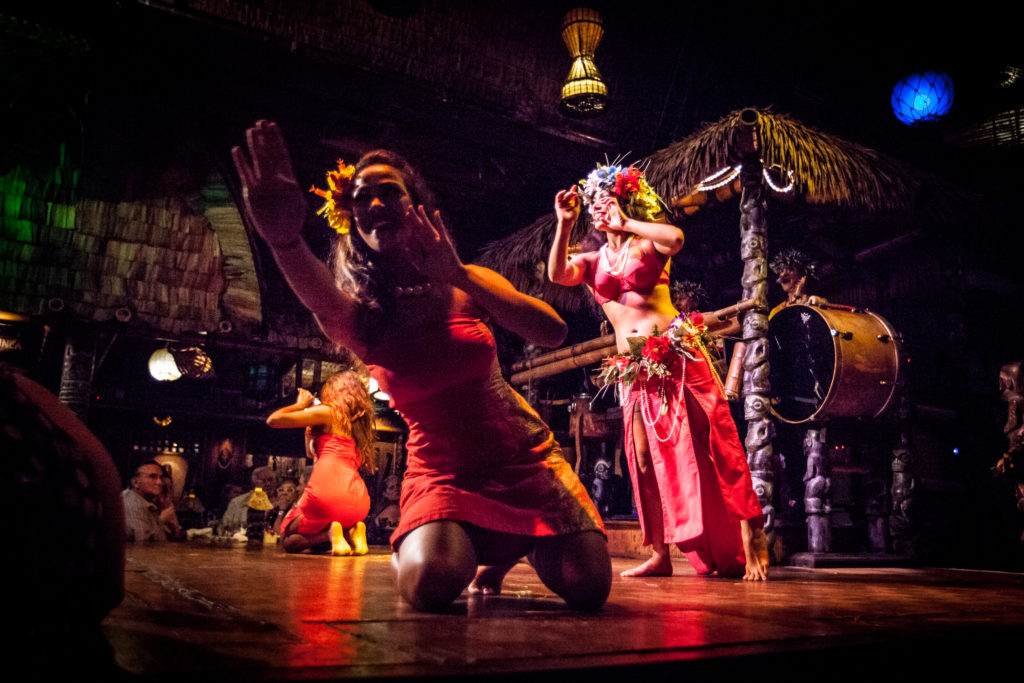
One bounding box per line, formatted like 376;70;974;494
475;108;983;313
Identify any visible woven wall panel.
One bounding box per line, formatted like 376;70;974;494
0;163;227;333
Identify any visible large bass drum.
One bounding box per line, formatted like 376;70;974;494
768;303;901;424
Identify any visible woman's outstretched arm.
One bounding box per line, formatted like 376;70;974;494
231;120;364;354
267;388;334;429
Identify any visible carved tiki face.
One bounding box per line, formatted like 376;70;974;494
999;361;1023;400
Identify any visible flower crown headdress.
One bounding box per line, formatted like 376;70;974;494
769;247;819;278
309;159;356;234
578;158;667;223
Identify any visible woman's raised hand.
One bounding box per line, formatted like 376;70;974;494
404;205;464;283
554;187;581;225
231;120;308;248
296;387;315;408
593;194;624;231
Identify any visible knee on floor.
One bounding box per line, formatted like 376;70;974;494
397;550;475;611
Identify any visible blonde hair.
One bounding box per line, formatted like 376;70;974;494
316;371;378;473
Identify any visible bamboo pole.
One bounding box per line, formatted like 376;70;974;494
510;334;615;373
508;299;758;385
510;344;616;385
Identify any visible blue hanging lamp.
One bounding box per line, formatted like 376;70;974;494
891;71;954;125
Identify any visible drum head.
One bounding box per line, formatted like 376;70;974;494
768;305;835;423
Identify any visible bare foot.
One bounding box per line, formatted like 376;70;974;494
620;552;673;578
346;521;369;555
329;521;352;556
740;519;769;581
468;564;514;595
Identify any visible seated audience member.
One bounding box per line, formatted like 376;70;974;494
176;489;207;530
220;466;278;534
269;477;299;534
122;461;182;541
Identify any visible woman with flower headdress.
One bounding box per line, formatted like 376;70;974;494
266;371;376;556
232;121;609;611
548;163;769;581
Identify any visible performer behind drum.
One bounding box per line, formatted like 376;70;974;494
768;247;827;319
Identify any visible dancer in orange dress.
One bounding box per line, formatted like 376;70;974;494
267;371;376;555
547;162;768;581
233;121;609;611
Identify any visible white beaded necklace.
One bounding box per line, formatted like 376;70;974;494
632;356;688;443
599;236;635;276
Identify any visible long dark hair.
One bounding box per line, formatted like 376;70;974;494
312;371;377;473
327;150;440;341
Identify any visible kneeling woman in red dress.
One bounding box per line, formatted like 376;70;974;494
267;371;376;556
233;121;609;611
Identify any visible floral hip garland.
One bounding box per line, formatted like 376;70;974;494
578;161;667;223
598;312;726;439
309;159;356;234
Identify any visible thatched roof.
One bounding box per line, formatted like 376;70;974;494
645;108;975;217
474;214;598;313
475;108;984;312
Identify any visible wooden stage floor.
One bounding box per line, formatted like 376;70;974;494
96;541;1024;682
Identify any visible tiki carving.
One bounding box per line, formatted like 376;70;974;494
803;427;831;553
58;330;96;422
995;361;1024;533
998;361;1024;470
738;150;775;535
863;467;889;553
889;387;918;555
743;393;769;422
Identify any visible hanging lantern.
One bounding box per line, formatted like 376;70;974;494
559;8;608;118
170;346;214;379
148;345;214;381
891;71;954;125
148;348;182;381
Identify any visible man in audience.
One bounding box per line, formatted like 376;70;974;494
122;461;181;542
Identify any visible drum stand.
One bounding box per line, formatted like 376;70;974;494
788;384;920;568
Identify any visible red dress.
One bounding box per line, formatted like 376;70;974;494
281;434;370;534
583;241;763;575
362;294;604;548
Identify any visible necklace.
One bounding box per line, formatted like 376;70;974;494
394;282;433;297
599;236;634;276
635;357;688;443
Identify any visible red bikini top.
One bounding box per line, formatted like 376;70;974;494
584;239;671;305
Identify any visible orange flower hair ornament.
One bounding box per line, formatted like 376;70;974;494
309;160;356;234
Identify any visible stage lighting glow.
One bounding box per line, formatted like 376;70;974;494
891;71;954;125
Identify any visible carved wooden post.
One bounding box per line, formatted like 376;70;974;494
735;109;775;537
58;328;96;423
889;389;918;555
802;427;831;553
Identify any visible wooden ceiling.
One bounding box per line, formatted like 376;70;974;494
5;0;1021;260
